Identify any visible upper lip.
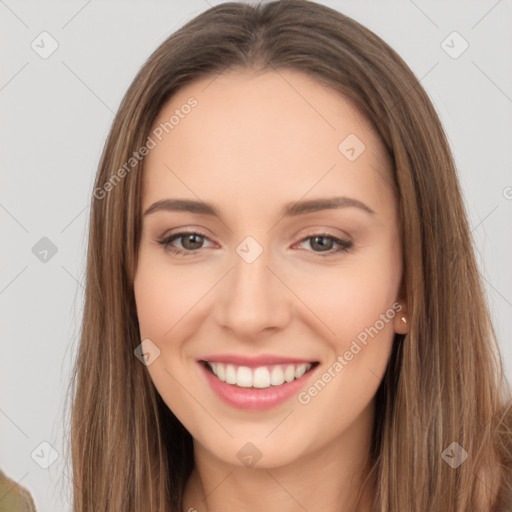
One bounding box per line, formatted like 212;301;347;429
199;354;318;367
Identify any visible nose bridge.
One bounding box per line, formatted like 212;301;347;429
215;235;289;335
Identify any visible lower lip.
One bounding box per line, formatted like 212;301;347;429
198;362;317;410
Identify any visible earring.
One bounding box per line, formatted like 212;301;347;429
401;316;407;324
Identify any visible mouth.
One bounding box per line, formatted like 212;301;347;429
200;360;320;389
197;353;321;410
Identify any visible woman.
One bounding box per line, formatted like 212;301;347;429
68;1;512;511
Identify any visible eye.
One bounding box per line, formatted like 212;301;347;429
157;231;214;256
295;233;353;256
157;231;353;258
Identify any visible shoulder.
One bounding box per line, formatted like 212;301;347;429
0;468;37;512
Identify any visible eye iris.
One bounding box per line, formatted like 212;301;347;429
311;236;332;251
182;234;203;250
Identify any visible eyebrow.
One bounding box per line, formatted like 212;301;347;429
144;196;376;218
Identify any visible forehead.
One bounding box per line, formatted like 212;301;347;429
142;68;393;213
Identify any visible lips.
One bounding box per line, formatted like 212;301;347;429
198;354;319;410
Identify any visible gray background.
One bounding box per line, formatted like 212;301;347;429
1;1;511;510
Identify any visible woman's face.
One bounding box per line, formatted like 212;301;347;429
134;68;406;469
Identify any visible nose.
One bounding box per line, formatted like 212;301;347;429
214;242;291;339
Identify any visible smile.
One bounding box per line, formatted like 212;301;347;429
198;358;319;410
204;361;315;388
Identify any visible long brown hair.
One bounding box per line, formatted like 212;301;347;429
66;1;512;510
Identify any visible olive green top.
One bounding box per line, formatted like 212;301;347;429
0;469;36;512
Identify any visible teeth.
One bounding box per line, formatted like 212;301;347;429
225;364;237;384
206;361;313;388
236;366;252;387
270;365;285;386
253;367;270;388
295;364;308;379
284;365;295;382
216;363;226;382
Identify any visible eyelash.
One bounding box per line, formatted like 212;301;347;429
157;230;354;257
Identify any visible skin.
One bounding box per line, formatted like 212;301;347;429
133;68;409;512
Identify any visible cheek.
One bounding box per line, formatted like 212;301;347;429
133;256;210;437
134;255;211;339
298;275;397;401
290;242;402;347
293;278;399;447
290;245;401;437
